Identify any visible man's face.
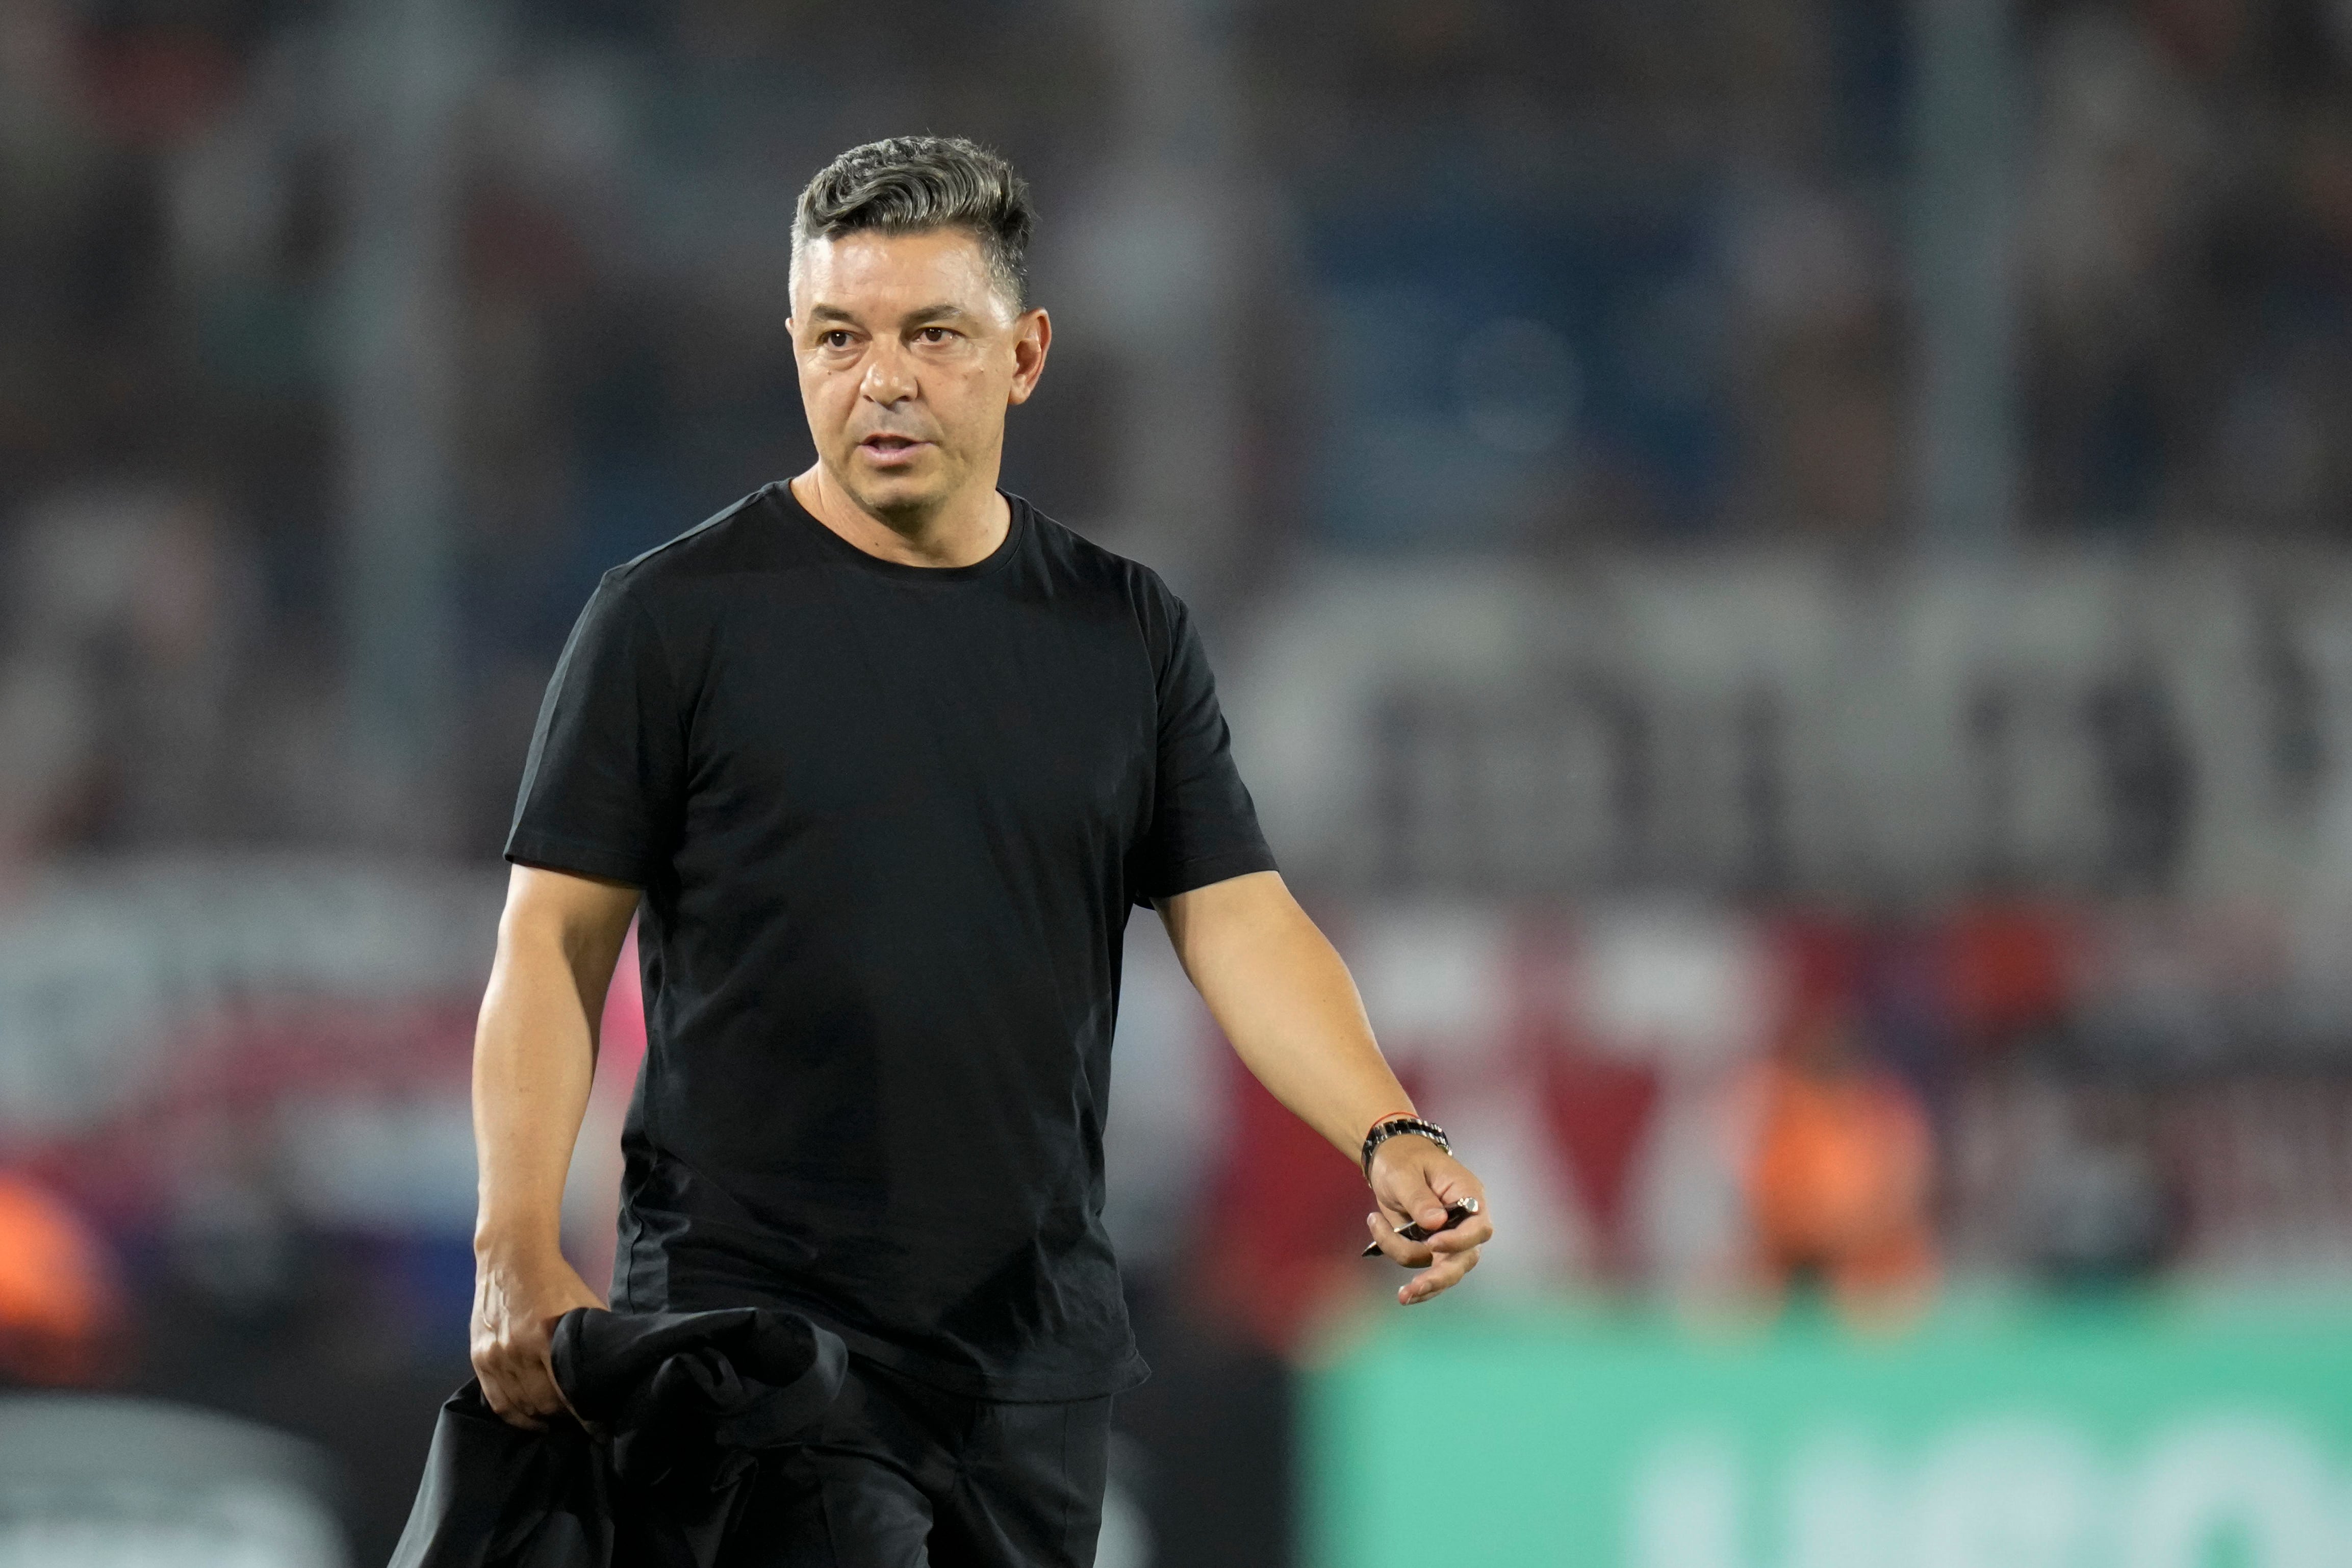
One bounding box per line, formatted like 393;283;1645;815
789;227;1048;523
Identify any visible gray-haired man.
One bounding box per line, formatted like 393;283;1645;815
467;136;1493;1565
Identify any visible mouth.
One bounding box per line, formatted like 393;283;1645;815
858;433;930;466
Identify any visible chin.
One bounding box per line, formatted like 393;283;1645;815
842;464;952;520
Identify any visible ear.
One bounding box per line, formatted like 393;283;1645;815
1007;307;1052;406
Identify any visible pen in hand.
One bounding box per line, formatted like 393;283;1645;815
1361;1196;1480;1257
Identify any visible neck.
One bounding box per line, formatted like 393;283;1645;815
790;464;1010;569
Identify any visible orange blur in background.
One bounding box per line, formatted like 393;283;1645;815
0;1170;123;1387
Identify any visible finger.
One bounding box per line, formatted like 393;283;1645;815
1417;1156;1487;1209
1405;1183;1452;1234
488;1343;571;1423
1365;1211;1435;1269
1425;1213;1495;1254
1367;1171;1441;1227
1400;1245;1481;1305
504;1352;571;1420
1403;1242;1482;1302
493;1367;556;1429
1368;1210;1433;1265
1388;1168;1475;1235
477;1365;546;1430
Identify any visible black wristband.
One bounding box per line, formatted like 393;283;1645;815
1361;1115;1449;1180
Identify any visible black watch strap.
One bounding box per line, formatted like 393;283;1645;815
1361;1115;1449;1180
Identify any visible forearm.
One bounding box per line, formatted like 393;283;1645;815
471;875;633;1257
467;868;638;1420
1164;877;1495;1306
472;942;597;1256
1159;872;1412;1162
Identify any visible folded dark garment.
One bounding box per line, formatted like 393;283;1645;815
389;1307;847;1568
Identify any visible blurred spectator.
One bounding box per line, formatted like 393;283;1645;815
0;483;263;878
0;1170;123;1387
2013;1084;2174;1288
2022;0;2352;532
1744;1005;1937;1329
1724;175;1906;538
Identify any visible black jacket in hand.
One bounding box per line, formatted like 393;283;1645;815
389;1307;847;1568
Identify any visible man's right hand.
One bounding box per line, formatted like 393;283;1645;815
469;1242;606;1429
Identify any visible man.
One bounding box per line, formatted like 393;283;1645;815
471;135;1493;1566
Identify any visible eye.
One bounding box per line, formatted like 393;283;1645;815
915;326;957;344
820;330;855;350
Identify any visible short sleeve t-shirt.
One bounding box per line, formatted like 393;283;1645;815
505;483;1275;1400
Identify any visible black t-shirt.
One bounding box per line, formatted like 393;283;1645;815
504;483;1275;1400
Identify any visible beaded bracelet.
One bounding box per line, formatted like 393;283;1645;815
1360;1115;1450;1181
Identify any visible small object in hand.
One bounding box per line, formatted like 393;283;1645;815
1362;1196;1480;1257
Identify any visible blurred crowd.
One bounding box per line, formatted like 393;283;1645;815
7;0;2352;1560
4;0;2352;866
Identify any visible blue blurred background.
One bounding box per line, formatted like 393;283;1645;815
5;0;2352;1563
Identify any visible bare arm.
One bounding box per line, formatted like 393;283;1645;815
470;863;640;1426
1156;870;1494;1304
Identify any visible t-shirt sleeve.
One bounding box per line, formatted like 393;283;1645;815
504;573;687;887
1132;580;1279;905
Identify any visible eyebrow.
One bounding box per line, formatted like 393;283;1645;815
802;302;977;329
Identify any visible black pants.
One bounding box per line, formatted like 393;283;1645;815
719;1358;1112;1567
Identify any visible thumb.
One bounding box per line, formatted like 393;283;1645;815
1378;1159;1449;1230
1422;1160;1480;1211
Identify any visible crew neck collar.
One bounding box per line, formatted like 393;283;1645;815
776;481;1026;582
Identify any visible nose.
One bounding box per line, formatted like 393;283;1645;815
860;341;916;407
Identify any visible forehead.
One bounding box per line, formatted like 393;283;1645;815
790;227;1010;320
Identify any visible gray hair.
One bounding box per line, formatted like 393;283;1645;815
792;136;1035;312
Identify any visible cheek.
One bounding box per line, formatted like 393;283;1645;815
799;366;859;428
930;363;1007;436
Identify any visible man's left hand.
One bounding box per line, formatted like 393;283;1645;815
1364;1136;1493;1305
